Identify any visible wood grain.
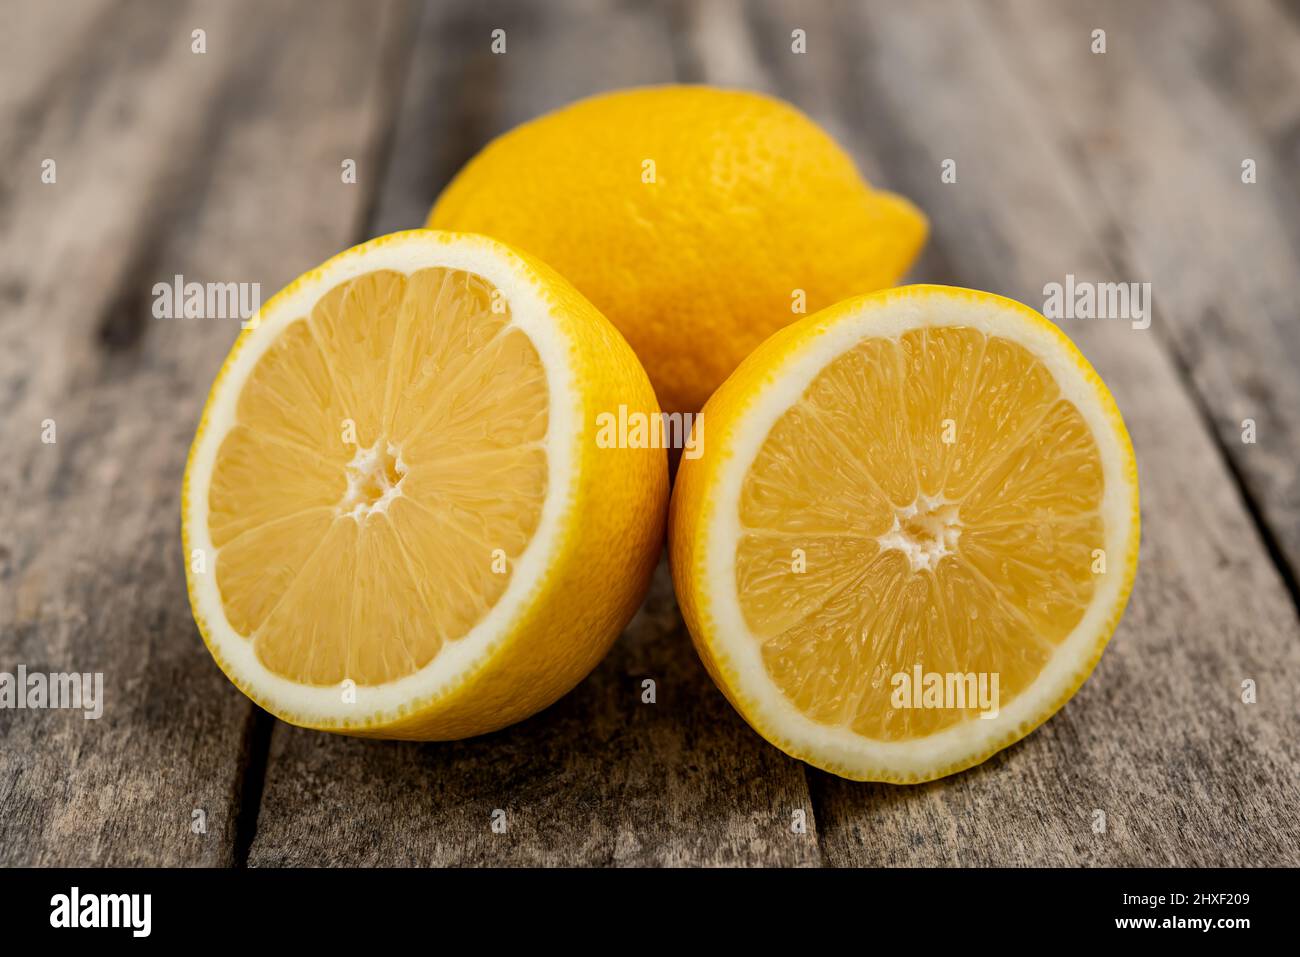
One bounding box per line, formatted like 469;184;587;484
0;0;410;865
994;0;1300;596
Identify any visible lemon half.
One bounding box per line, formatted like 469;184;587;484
183;230;667;738
670;285;1139;782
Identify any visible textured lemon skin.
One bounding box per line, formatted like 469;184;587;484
183;230;668;740
427;85;928;414
669;285;1141;783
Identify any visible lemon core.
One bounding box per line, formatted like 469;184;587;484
877;496;962;573
339;440;407;520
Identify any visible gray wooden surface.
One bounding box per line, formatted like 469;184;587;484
1;0;1297;867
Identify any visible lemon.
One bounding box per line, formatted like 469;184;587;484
183;230;667;739
669;285;1139;782
427;85;927;413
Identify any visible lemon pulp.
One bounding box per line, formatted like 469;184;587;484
736;327;1104;740
206;268;548;687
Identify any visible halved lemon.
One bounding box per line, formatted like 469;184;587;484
670;285;1139;782
183;230;667;739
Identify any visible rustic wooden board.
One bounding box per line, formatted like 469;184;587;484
994;0;1300;597
2;0;1297;868
0;0;410;865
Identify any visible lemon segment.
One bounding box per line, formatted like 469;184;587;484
670;285;1139;782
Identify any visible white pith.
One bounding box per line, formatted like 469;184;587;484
705;292;1136;778
184;233;579;724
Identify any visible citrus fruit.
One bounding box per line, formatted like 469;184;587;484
183;230;668;739
669;285;1139;782
427;85;927;414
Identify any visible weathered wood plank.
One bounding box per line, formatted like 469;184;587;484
0;0;409;865
747;0;1300;865
0;0;119;134
247;0;822;867
990;0;1300;594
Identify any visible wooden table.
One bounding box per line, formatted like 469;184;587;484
2;0;1297;867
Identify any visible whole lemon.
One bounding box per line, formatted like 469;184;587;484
428;85;927;413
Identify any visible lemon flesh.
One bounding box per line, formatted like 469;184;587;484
739;328;1103;740
210;267;546;687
